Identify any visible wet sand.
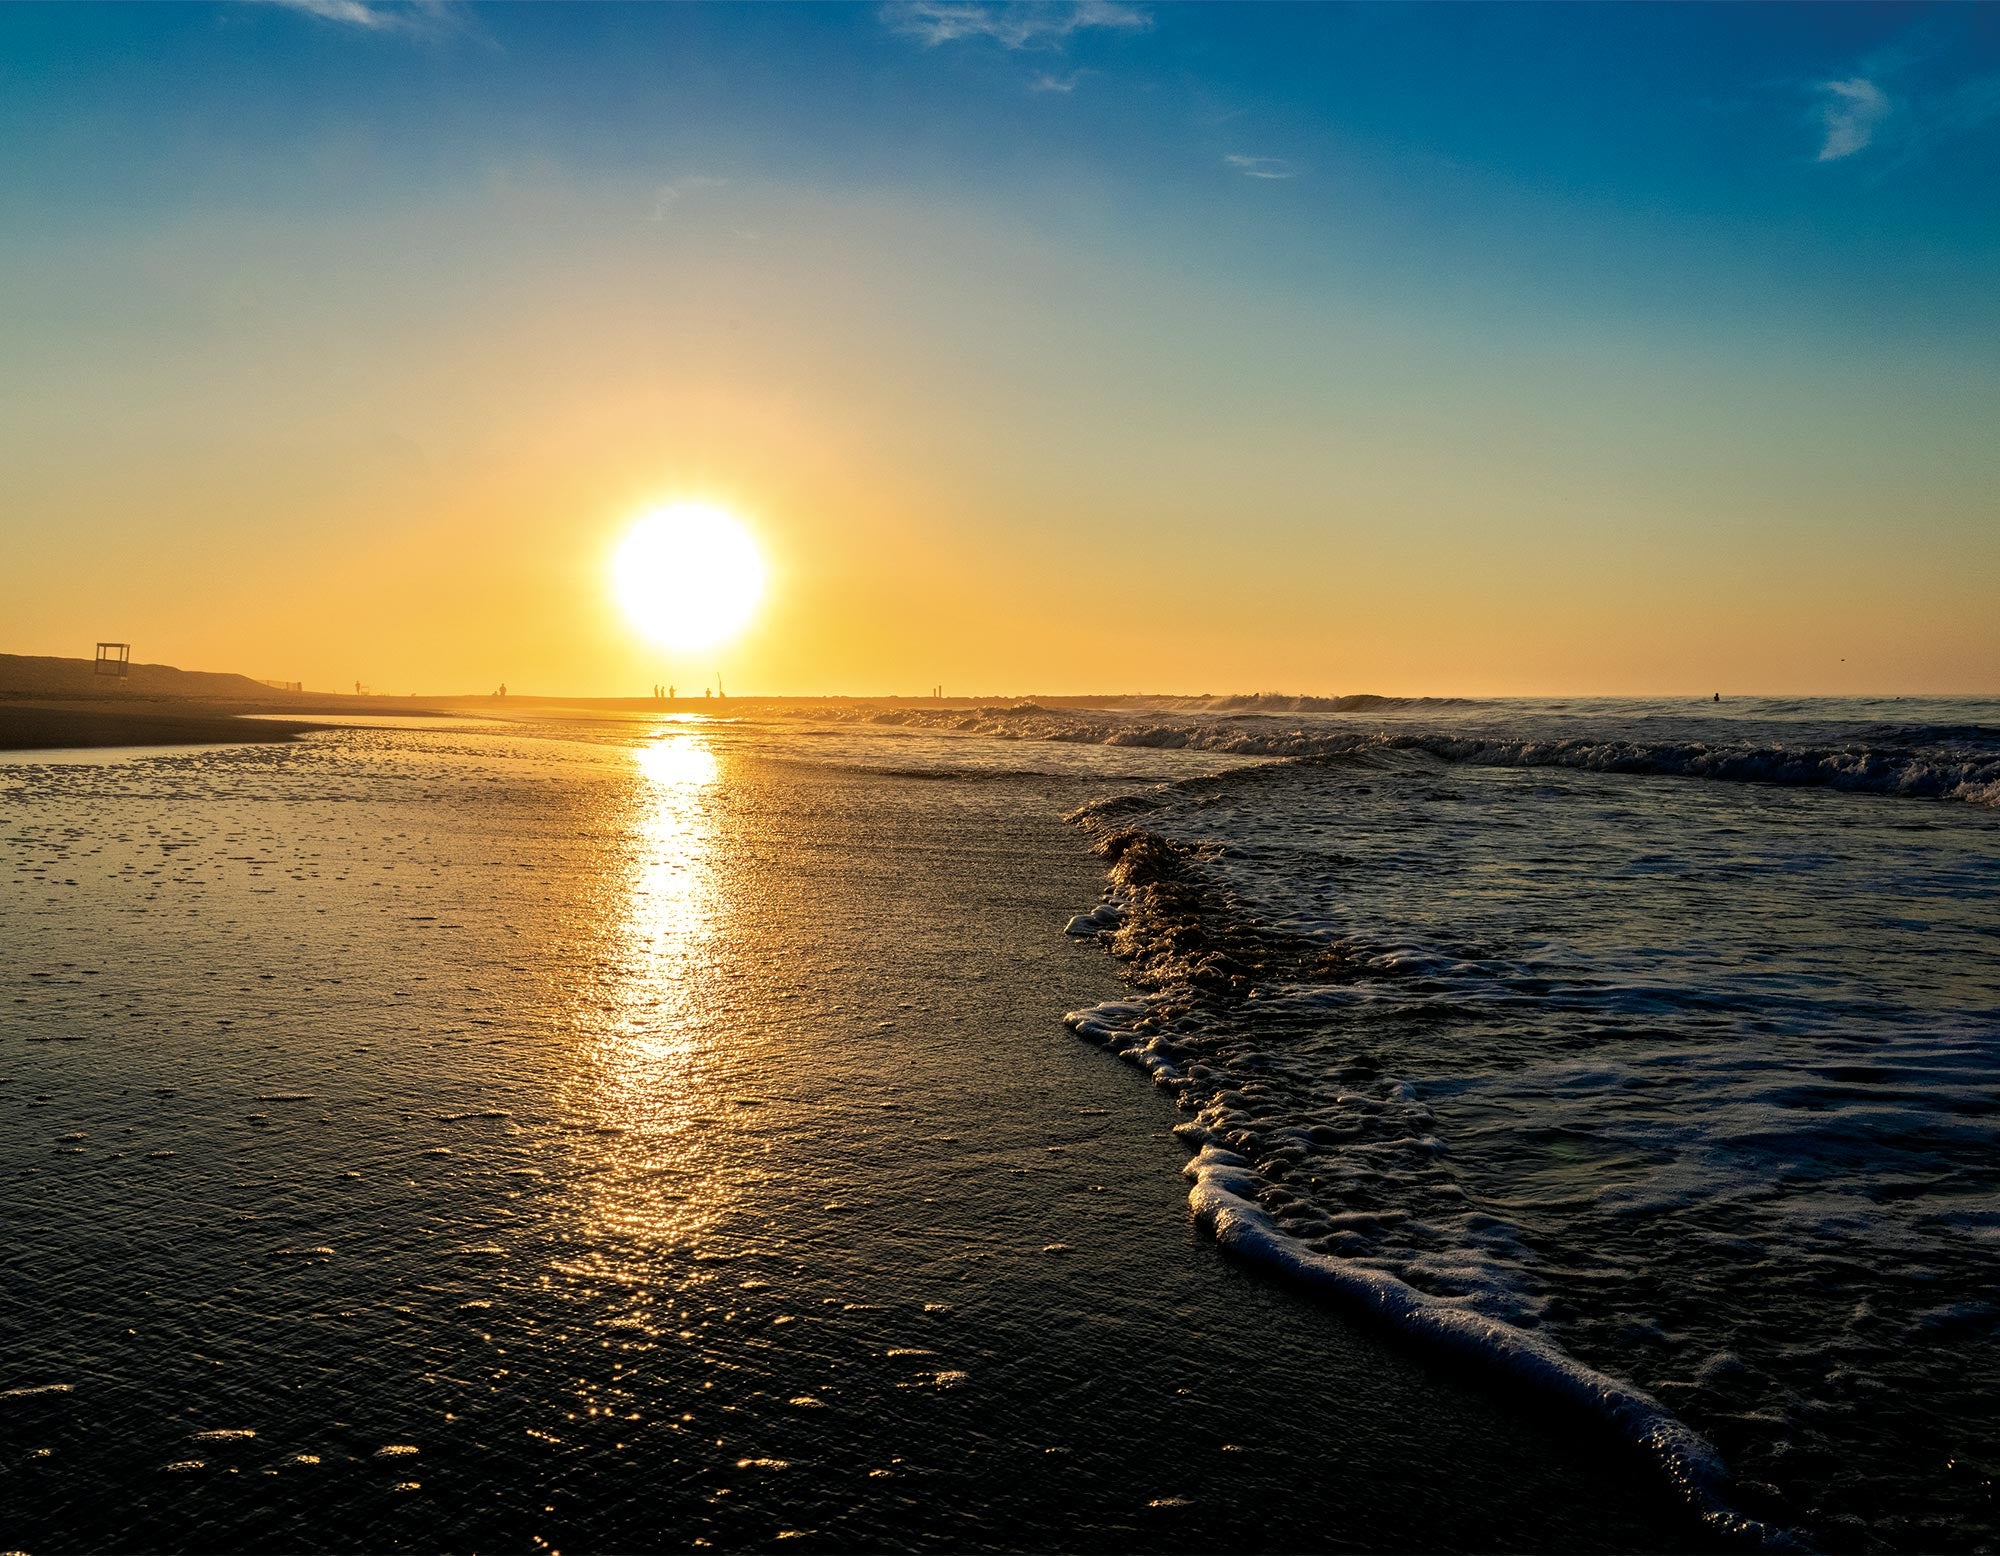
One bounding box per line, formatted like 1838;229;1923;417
0;723;1709;1552
0;701;326;751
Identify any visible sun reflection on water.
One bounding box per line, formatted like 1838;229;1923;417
626;736;721;1002
557;732;735;1294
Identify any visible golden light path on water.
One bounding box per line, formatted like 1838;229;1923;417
558;731;734;1295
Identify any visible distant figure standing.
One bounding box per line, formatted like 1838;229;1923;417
668;684;675;700
1713;692;1720;703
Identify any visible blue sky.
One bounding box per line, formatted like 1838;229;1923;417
2;2;1997;693
9;2;1995;309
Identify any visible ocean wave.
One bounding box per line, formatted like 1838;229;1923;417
1358;732;2000;806
1061;821;1802;1547
791;701;1452;754
814;703;2000;807
1159;693;1480;714
1180;1144;1792;1550
1060;723;2000;1552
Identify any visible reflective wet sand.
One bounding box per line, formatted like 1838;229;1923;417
2;721;1699;1552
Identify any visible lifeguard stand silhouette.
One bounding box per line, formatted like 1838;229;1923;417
94;642;131;680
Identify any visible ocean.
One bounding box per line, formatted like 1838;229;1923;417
3;697;1995;1552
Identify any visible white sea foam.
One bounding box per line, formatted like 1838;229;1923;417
1183;1143;1792;1548
1064;903;1124;936
1068;995;1792;1544
1059;718;2000;1549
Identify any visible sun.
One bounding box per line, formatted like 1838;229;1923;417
613;502;766;651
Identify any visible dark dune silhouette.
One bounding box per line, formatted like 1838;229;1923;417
0;654;333;750
0;652;305;702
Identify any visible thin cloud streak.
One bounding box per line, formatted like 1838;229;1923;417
250;0;457;37
256;0;395;27
1226;154;1299;180
652;175;730;223
883;1;1148;51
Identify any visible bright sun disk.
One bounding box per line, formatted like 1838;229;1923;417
613;503;766;652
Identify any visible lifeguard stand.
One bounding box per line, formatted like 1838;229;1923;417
94;642;131;679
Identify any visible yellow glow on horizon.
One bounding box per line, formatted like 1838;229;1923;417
613;502;766;652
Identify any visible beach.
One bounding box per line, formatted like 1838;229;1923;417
0;715;1702;1553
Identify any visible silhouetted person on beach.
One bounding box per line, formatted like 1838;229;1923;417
1714;692;1720;702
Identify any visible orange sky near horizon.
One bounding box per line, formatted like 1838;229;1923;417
5;84;1996;698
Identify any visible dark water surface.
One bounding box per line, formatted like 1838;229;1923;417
943;696;1999;1552
1;723;1694;1553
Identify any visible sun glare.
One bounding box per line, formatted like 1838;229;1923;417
613;502;766;652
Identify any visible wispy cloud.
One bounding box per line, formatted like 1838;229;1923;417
251;0;458;36
257;0;396;26
1225;154;1299;181
651;175;730;223
1805;24;2000;170
883;1;1148;51
1030;70;1085;94
1815;77;1891;162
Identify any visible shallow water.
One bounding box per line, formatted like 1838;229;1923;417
1037;697;2000;1551
0;718;1697;1554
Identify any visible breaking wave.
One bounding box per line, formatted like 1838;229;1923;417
1346;731;2000;806
1058;822;1798;1548
803;701;2000;806
1056;732;2000;1550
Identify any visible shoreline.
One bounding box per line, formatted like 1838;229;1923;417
0;701;329;751
0;722;1710;1553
